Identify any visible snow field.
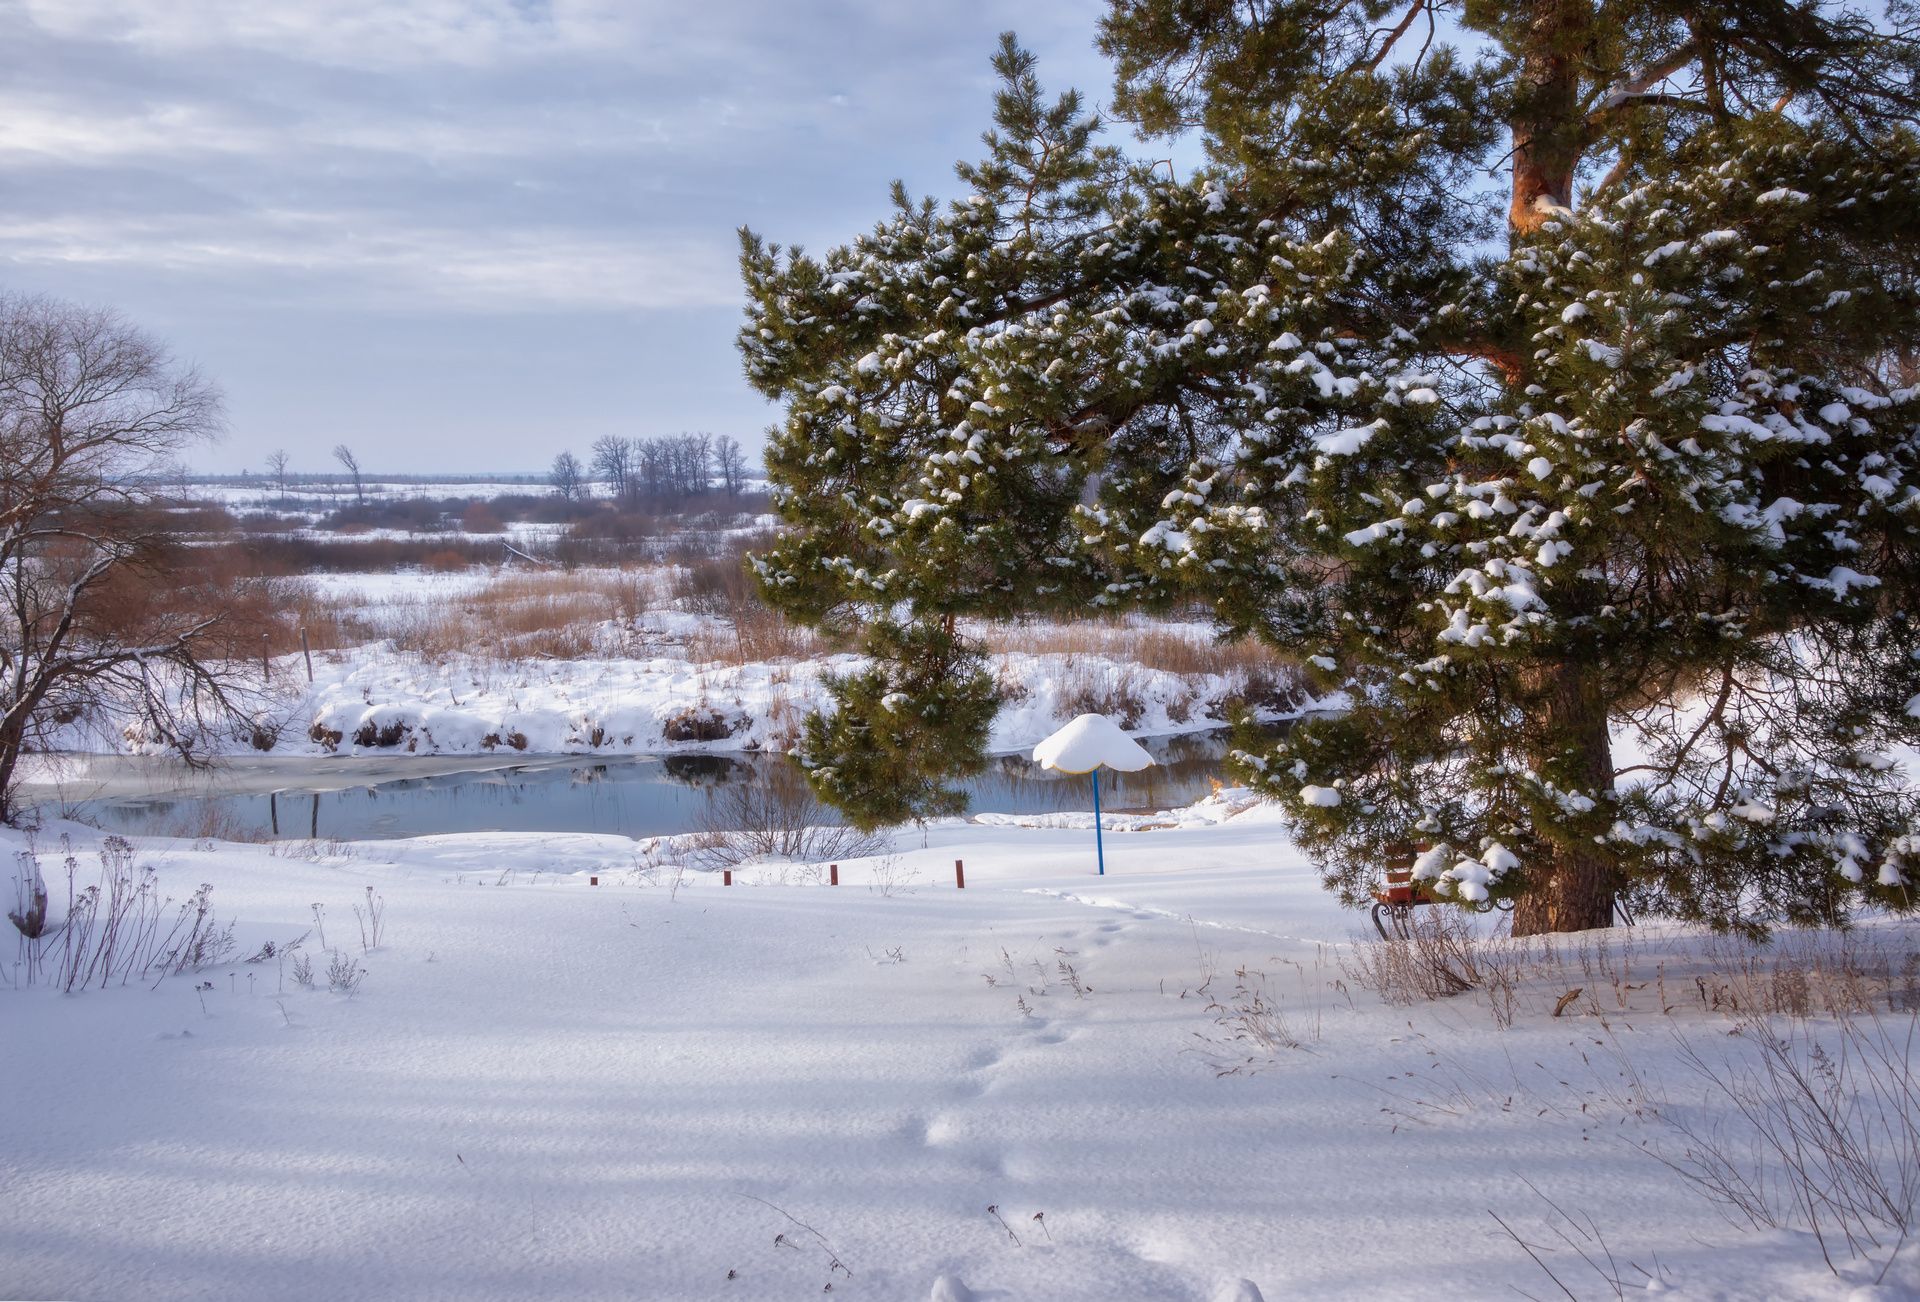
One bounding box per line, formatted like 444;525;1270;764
186;480;567;515
6;808;1917;1300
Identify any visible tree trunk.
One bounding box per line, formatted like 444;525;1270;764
1511;661;1618;934
1502;0;1614;935
1510;842;1616;934
1507;0;1588;235
0;718;25;826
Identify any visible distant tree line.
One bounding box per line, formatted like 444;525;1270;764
549;433;750;505
261;433;752;509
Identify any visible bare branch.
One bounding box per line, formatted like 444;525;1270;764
1591;42;1700;113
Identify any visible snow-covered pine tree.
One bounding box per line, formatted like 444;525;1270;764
738;8;1920;932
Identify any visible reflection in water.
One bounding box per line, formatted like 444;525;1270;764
660;754;736;787
71;731;1252;842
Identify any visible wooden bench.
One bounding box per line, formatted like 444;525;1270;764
1370;842;1512;940
1369;843;1633;937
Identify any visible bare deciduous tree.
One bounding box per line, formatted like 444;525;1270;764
0;293;262;823
677;432;713;497
590;434;633;503
636;437;666;500
714;435;750;496
548;450;585;501
331;442;364;506
265;449;290;502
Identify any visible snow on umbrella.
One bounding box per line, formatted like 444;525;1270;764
1032;713;1156;876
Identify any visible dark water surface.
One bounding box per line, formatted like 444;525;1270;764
39;732;1237;842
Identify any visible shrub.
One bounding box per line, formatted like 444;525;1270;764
1341;908;1489;1003
1057;658;1148;730
688;764;889;869
460;501;504;534
672;554;752;616
662;704;743;743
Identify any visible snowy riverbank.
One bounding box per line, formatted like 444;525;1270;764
61;621;1313;766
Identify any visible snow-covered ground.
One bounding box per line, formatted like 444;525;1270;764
5;800;1917;1301
192;478;555;509
228;521;574;544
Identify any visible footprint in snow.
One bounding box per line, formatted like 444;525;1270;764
964;1045;1005;1072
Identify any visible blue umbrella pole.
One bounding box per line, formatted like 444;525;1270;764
1093;768;1105;876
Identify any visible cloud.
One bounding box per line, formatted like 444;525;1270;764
0;0;1112;466
0;92;681;166
0;210;740;311
16;0;627;71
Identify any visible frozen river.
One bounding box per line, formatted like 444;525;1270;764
20;731;1237;841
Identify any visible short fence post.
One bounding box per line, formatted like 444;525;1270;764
589;875;598;886
955;859;965;890
829;863;839;886
261;632;271;679
723;870;732;886
300;627;314;683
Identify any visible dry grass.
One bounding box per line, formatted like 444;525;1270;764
1053;658;1153;728
275;550;830;669
975;619;1300;682
1345;909;1920;1031
984;620;1305;723
683;603;828;664
1687;930;1920;1020
1334;913;1920;1281
281;568;663;663
272;562;1303;704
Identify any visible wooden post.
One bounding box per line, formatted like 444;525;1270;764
300;627;314;683
955;859;965;890
261;632;271;679
829;863;839;886
589;875;599;886
723;870;732;886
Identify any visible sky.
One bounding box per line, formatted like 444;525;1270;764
0;0;1121;475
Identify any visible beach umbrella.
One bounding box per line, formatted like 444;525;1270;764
1032;713;1156;876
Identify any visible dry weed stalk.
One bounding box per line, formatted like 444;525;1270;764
1643;1007;1920;1274
1197;966;1309;1072
6;836;236;992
